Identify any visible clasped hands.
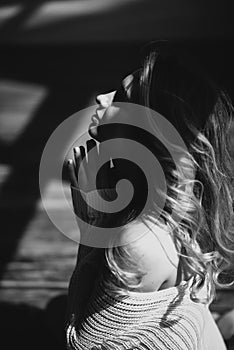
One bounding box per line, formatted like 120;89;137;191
67;138;117;234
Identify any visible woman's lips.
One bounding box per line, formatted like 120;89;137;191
88;108;106;140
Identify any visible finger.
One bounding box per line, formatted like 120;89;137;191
67;159;78;187
86;139;98;186
79;145;86;162
79;145;88;187
74;146;86;174
73;147;82;175
73;146;87;190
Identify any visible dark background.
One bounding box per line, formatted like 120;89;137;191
0;1;234;349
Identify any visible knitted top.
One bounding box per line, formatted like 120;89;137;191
66;250;226;350
67;187;226;349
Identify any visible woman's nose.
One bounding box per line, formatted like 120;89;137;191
96;91;116;108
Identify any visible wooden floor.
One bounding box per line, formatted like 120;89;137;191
0;42;234;349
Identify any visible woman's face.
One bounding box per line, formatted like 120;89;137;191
88;72;139;140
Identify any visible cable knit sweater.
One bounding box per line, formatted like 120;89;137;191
66;251;226;350
67;187;226;349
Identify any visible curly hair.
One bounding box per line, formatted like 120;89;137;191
104;44;234;304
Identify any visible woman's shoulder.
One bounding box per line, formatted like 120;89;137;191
116;219;179;292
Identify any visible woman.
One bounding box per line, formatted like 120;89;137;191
66;42;234;349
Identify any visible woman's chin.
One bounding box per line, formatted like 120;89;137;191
88;123;99;141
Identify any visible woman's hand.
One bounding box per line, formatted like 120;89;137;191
67;138;116;238
68;139;98;192
67;139;113;192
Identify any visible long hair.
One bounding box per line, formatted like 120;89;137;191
104;44;234;303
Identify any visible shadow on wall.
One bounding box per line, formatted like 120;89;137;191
0;0;233;43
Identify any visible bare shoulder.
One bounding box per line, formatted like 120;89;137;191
117;219;179;292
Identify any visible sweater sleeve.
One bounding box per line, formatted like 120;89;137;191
67;187;117;325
